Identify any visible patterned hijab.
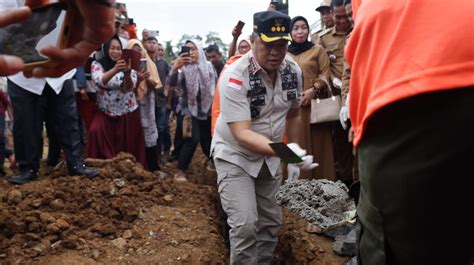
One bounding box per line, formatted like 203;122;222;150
126;39;162;100
182;39;216;117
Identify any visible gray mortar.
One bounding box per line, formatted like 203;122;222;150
276;179;355;229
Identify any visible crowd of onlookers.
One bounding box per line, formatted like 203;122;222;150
0;0;357;187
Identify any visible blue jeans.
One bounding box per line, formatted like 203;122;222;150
155;106;171;153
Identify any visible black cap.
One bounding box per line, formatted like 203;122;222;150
253;11;291;43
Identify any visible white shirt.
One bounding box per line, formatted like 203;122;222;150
8;70;76;95
1;0;76;95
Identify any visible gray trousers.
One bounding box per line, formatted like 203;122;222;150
215;158;283;265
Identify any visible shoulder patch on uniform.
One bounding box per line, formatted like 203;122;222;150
227;78;243;91
318;28;332;37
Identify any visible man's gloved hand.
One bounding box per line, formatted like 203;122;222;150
287;164;300;182
287;143;307;157
286;143;319;176
339;106;349;130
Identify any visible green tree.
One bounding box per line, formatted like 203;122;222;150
175;34;203;54
164;40;175;64
205;31;229;61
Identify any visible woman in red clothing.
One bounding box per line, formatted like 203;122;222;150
86;35;147;168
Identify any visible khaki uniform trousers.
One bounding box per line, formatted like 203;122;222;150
215;158;282;265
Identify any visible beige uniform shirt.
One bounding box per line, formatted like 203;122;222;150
318;27;351;83
341;33;352;104
211;52;303;178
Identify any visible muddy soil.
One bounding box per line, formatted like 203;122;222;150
0;144;349;264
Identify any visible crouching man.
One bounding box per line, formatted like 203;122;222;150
211;11;317;265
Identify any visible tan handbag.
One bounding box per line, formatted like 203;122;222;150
310;88;342;124
182;115;193;139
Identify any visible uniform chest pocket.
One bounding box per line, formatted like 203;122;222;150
282;89;297;102
281;72;298;91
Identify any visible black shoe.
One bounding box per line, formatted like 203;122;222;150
68;164;99;179
8;170;38;185
168;154;177;162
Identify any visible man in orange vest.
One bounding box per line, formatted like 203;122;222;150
346;0;474;264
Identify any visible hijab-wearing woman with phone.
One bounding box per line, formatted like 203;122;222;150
86;35;147;168
127;39;162;171
168;39;216;182
288;16;336;180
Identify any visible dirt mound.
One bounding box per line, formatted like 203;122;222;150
0;153;226;264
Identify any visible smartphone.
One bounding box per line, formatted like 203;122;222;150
269;142;303;164
236;20;245;31
149;30;159;37
0;3;70;67
180;46;190;56
139;58;147;71
123;18;134;25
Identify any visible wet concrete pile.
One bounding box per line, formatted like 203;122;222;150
276;179;355;230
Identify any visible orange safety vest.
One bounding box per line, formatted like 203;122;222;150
211;54;244;136
346;0;474;146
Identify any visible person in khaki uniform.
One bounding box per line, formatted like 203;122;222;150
211;11;317;265
311;1;334;44
318;0;354;187
288;16;336;180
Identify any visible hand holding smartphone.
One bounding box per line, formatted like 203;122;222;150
236;20;245;31
0;3;69;71
180;46;190;56
139;58;147;71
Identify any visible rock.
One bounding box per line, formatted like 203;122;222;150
114;178;126;188
39;213;56;224
347;256;358;265
62;238;78;249
55;219;70;230
46;223;60;233
118;187;133;196
92;249;100;260
306;223;323;234
24;216;38;223
7;190;23;204
28;222;41;232
323;222;355;239
32;239;51;254
51;240;62;249
136;247;143;255
333;228;357;257
30;199;43;208
163;195;173;202
108;183;117;196
123;230;132;239
49;199;65;210
111;238;127;249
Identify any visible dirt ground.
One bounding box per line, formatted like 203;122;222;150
0;137;349;264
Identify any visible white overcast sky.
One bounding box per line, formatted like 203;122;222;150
122;0;321;45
